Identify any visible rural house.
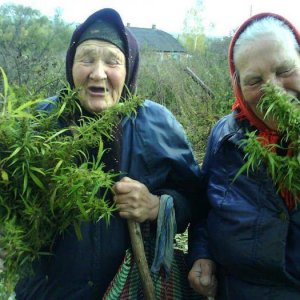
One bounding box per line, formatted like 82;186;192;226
127;24;213;97
127;24;186;60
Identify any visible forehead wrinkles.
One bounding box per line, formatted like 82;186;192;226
235;31;298;63
236;37;295;73
75;42;124;60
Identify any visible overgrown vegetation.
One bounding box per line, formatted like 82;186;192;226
138;44;232;161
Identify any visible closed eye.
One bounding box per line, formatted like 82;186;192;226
277;68;293;77
82;58;94;64
106;57;123;66
76;55;95;64
246;78;262;86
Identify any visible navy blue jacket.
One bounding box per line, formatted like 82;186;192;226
189;113;300;300
15;100;201;300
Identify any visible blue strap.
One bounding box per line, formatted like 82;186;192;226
150;194;177;276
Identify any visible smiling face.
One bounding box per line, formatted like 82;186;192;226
235;33;300;129
72;40;126;113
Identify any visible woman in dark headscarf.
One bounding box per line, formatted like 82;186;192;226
188;13;300;300
14;8;201;300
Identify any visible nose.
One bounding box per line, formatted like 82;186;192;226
268;76;283;88
89;61;107;81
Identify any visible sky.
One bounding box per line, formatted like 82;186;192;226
1;0;300;36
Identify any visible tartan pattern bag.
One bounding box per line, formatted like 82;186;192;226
103;248;203;299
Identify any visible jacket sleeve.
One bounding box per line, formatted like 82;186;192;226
187;127;216;266
138;101;204;233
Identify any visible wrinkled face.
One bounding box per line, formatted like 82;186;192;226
235;33;300;129
72;40;126;113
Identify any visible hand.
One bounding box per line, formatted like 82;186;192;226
188;258;217;298
112;177;160;223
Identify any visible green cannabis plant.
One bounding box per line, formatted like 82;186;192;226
0;67;143;293
237;82;299;204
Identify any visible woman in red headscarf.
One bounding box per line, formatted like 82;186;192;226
188;13;300;299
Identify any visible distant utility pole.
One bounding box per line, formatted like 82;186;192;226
250;4;253;16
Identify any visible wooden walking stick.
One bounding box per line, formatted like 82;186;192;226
127;220;156;300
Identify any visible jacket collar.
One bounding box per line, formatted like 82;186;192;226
214;113;248;153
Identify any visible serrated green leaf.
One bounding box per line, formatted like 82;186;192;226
23;172;28;195
0;67;9;102
7;146;22;161
73;222;83;240
53;160;64;174
14;99;42;113
46;128;69;142
29;166;45;176
28;171;45;189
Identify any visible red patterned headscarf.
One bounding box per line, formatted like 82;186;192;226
229;13;300;210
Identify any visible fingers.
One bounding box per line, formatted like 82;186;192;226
188;259;217;297
112;176;134;194
199;259;215;286
112;177;159;222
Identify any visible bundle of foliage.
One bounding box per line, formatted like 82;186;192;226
237;83;299;204
0;68;143;293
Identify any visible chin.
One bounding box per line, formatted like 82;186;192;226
90;107;105;114
85;102;108;113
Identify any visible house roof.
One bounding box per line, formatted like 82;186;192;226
127;26;185;53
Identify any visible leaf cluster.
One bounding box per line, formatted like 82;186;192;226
0;67;143;292
237;83;299;202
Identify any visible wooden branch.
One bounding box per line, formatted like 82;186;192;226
185;66;215;98
127;220;156;300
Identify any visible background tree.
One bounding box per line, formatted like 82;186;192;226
0;4;73;97
179;0;206;53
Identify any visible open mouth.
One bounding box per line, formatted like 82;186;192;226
88;86;107;94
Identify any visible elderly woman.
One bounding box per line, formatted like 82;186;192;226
188;13;300;299
14;8;201;299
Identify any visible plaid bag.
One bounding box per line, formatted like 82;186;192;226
103;248;203;299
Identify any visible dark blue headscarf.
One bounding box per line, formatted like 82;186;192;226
65;8;140;100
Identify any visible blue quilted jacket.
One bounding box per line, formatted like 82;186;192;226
15;99;201;300
189;113;300;300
